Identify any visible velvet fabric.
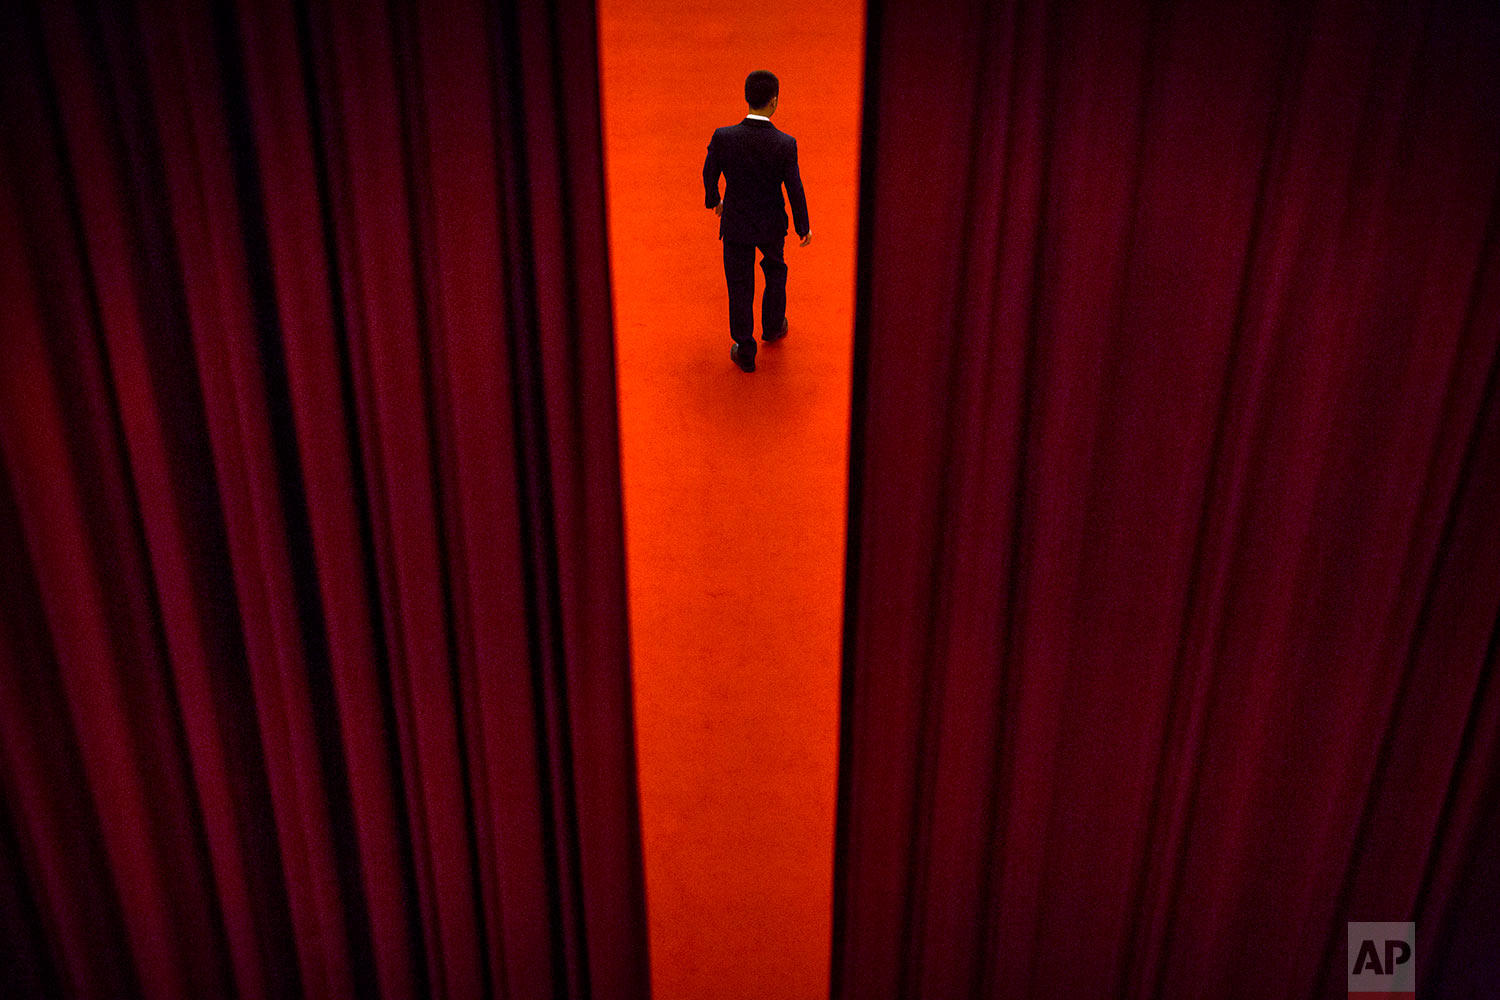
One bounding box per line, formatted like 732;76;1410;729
0;0;648;997
835;0;1500;996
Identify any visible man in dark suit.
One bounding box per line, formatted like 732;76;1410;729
703;70;812;373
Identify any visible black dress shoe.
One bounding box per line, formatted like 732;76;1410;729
763;316;789;343
731;342;755;372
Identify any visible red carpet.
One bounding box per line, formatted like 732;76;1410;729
597;3;863;998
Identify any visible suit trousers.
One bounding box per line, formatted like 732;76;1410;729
722;236;787;360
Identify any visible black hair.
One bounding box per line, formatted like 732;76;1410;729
745;70;779;109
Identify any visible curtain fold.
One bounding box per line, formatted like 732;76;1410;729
0;0;648;997
835;0;1500;997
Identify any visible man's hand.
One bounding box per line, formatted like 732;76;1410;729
799;231;812;247
714;202;723;217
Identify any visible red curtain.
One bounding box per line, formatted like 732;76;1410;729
836;0;1500;997
0;0;648;997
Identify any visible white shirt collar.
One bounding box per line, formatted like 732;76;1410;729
745;114;771;121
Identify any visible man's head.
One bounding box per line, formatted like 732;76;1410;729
745;70;779;115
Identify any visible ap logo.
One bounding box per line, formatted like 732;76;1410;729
1348;922;1415;998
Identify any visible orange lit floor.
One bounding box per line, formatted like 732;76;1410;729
596;3;863;998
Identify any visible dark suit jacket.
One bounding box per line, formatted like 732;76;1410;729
703;117;810;245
